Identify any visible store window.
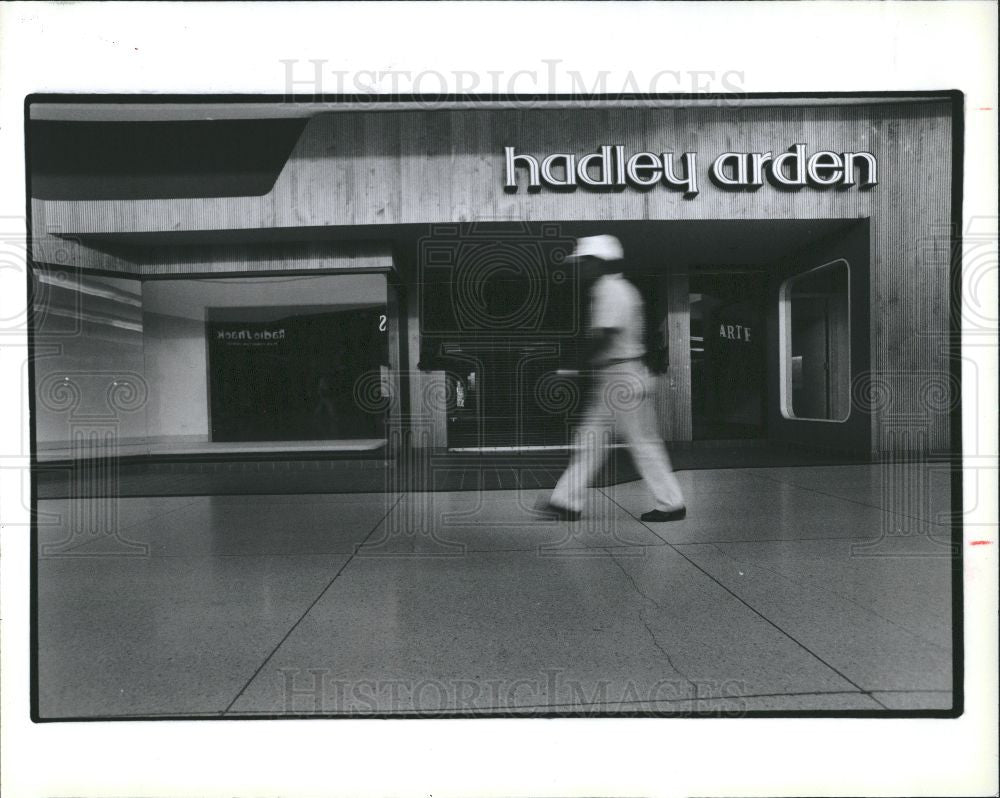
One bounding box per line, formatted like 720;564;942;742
779;259;851;422
32;270;390;459
206;303;386;442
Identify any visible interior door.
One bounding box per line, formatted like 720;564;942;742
690;269;768;440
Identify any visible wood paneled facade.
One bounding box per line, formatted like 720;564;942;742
31;98;958;457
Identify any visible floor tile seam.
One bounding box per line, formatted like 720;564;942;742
860;691;890;709
607;546;906;712
696;542;954;654
353;542;667;557
490;688;883;708
853;684;953;700
736;470;954;529
597;487;878;699
675;533;954;547
221;493;405;714
39;539;669;560
600;482;950;538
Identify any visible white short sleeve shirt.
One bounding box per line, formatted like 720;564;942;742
590;273;646;362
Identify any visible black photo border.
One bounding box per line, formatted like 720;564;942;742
24;89;966;722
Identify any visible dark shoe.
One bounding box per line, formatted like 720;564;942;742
533;498;582;522
640;507;686;522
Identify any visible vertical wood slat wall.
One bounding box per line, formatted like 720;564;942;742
663;268;693;443
33;101;956;456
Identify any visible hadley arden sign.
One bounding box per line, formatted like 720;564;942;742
503;144;877;197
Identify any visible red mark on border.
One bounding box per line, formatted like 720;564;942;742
970;540;992;545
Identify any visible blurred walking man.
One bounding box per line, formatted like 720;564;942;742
540;235;686;522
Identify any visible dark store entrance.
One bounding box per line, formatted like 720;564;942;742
412;218;867;453
444;341;581;450
690;267;768;440
208;305;388;442
416;222;584;450
418;222;664;451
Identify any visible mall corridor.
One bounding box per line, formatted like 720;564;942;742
35;462;956;718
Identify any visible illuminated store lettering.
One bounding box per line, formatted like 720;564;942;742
505;145;699;196
504;144;877;195
711;144;878;189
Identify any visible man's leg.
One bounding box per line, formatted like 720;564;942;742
618;369;685;514
549;394;614;514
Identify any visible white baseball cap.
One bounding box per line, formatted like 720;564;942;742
567;234;624;261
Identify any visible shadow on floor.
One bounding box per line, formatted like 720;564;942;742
35;443;874;498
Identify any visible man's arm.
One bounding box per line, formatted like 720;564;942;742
587;326;620;366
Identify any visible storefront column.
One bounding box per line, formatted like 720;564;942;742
653;266;692;442
405;288;447;449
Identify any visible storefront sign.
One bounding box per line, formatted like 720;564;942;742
504;144;877;197
505;145;699;195
711;145;877;189
216;327;286;342
719;323;752;342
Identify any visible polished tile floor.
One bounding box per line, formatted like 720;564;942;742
35;464;957;717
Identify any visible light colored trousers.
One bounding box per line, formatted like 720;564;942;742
551;360;685;513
